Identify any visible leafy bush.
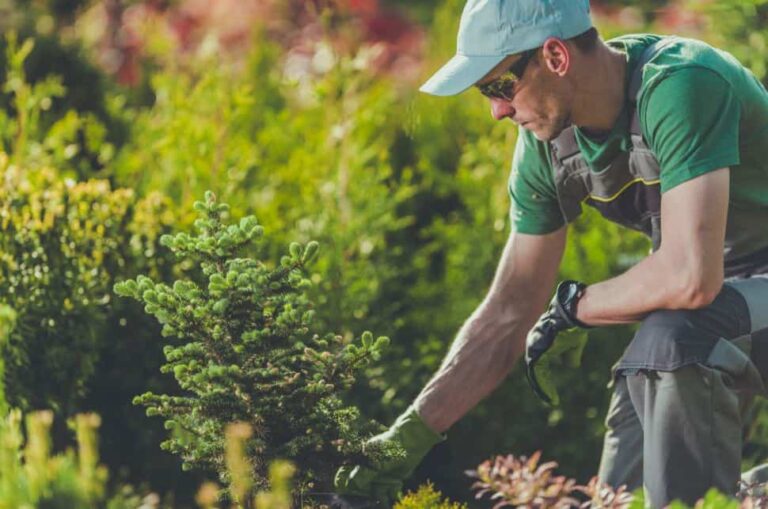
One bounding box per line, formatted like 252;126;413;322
0;31;173;418
114;192;394;498
0;33;119;179
467;452;581;509
0;157;172;415
109;37;419;356
394;482;467;509
0;29;188;500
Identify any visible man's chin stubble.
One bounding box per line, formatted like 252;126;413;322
538;116;572;142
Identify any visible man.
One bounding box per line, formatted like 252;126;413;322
335;0;768;507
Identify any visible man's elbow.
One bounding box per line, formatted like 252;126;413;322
673;270;724;309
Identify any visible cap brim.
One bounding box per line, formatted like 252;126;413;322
419;54;506;96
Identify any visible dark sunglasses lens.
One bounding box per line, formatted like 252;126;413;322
478;75;514;99
477;51;534;100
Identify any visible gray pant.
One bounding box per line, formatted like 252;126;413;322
597;276;768;508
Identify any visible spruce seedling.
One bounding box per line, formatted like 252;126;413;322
115;191;392;496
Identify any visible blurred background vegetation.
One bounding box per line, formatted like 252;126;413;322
0;0;766;506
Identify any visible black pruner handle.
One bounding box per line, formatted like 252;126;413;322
525;360;553;405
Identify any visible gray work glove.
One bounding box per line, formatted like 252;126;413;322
334;405;445;506
525;280;590;404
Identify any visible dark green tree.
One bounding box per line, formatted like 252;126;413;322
114;191;395;500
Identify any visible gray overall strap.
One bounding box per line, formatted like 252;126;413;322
628;37;677;146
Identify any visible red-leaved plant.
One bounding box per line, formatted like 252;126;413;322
575;476;635;509
466;451;579;509
467;451;768;509
465;451;634;509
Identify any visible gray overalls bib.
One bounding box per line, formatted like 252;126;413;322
550;39;768;506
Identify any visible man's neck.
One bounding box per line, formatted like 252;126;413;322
570;43;628;135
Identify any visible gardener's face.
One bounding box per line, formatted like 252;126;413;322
476;41;573;141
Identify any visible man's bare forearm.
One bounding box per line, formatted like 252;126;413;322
413;306;534;433
411;228;566;434
577;249;716;325
577;170;730;326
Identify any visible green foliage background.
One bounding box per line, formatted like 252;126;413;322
0;0;766;506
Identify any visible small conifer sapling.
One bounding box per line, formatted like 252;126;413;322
115;191;395;499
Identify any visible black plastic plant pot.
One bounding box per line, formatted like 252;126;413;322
297;492;384;509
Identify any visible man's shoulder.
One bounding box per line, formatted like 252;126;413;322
606;33;663;64
632;35;746;93
606;33;663;49
608;34;742;87
608;33;726;61
628;35;756;132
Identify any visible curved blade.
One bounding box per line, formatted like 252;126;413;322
526;361;553;405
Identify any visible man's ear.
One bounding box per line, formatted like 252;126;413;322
541;37;570;76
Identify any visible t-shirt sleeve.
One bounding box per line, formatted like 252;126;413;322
642;67;741;193
508;130;565;234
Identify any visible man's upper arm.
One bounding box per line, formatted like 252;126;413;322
642;67;740;193
641;67;738;302
658;167;730;303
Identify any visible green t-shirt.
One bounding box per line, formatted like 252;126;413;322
509;34;768;259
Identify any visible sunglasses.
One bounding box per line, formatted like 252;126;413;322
476;49;537;100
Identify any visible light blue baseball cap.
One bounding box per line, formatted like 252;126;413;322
420;0;593;96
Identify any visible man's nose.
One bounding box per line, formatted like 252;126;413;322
490;97;515;121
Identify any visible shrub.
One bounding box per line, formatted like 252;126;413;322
0;33;119;179
394;482;468;509
0;157;172;415
466;451;647;509
467;452;581;509
0;31;173;417
0;29;184;498
114;191;394;499
108;37;420;360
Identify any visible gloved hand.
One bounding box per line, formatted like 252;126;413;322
334;405;445;506
525;280;590;404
